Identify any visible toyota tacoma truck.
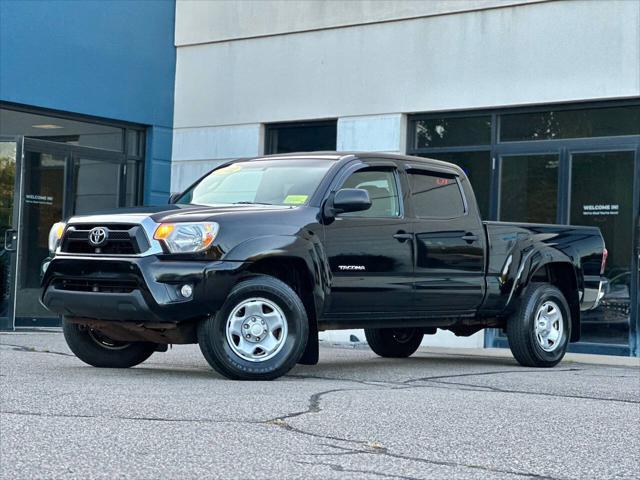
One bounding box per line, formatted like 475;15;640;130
41;152;607;380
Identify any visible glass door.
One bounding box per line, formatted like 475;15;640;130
10;140;127;326
0;137;22;329
13;140;68;325
569;150;637;348
498;153;560;223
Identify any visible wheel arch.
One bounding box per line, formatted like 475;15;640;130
228;235;328;365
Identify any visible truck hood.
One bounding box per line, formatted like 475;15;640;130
65;203;296;225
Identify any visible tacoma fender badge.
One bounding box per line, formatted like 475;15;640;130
338;265;366;271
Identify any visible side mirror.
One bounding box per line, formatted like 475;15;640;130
168;192;181;204
330;188;372;215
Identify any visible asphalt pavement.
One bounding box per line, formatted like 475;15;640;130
1;331;639;480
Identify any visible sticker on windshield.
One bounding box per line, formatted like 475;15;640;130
284;194;308;205
213;164;242;175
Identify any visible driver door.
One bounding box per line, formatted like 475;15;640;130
322;164;414;318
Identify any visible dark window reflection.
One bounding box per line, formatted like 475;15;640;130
500;106;640;142
0;142;17;319
72;158;121;214
571;151;634;345
414;116;491;148
16;152;65;319
424;151;491;219
407;172;465;218
500;154;558;224
267;121;337;154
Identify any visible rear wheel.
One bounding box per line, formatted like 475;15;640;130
364;328;423;358
507;283;570;367
62;317;156;368
198;276;308;380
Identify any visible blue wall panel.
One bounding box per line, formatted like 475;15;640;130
0;0;176;203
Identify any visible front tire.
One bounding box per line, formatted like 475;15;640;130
364;328;424;358
507;283;570;368
198;276;308;380
62;318;156;368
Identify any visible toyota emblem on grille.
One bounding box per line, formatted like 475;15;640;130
88;227;109;247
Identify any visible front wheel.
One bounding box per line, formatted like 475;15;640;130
198;276;308;380
507;283;571;367
364;328;424;358
62;318;156;368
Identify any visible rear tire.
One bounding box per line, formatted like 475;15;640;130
62;318;156;368
364;328;423;358
198;275;308;380
507;283;570;368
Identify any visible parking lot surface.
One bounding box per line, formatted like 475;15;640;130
1;331;639;480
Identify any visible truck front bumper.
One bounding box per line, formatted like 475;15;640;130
41;255;245;323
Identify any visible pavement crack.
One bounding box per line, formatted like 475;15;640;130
296;459;422;480
1;409;249;425
421;379;640;404
403;367;582;384
302;444;566;480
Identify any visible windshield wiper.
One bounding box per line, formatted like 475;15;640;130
232;201;274;206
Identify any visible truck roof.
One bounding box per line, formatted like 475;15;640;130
242;151;463;172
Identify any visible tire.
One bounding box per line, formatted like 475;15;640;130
62;317;156;368
364;328;424;358
507;283;571;368
198;275;309;380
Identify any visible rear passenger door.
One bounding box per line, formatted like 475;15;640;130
407;168;485;313
322;164;414;316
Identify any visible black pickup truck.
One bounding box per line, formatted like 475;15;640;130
42;152;607;380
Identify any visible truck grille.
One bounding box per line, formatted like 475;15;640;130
60;224;151;255
54;278;138;294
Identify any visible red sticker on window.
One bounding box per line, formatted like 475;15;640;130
436;178;449;185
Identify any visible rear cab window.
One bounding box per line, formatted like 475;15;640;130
407;170;466;218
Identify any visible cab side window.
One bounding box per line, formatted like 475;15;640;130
408;171;465;218
341;168;400;217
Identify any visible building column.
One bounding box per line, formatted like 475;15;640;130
170;124;264;193
337;113;407;153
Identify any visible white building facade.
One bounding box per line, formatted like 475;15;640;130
171;0;640;355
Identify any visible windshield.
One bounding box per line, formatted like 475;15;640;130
176;159;334;206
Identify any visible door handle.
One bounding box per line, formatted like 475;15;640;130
461;233;478;242
4;229;17;252
393;231;413;242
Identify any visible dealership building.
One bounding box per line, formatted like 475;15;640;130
1;0;638;357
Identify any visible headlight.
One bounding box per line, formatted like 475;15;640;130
48;222;66;253
153;222;219;253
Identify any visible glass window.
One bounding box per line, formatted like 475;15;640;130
341;169;400;217
422;151;490;219
408;171;465;218
0;108;123;151
414;116;491;148
570;151;635;345
127;130;142;157
500;106;640;142
177;159;334;206
500;154;559;224
0;141;17;320
266;121;337;154
125;160;141;207
72;158;121;214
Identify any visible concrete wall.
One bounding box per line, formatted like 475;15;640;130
0;0;176;205
175;0;546;45
174;0;640;129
